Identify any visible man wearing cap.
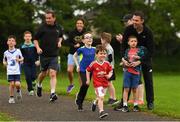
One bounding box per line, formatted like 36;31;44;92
121;11;155;110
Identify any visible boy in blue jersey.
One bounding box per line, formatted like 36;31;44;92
73;32;96;111
3;35;24;103
20;31;39;96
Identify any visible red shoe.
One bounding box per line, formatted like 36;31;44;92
128;99;134;104
138;100;144;105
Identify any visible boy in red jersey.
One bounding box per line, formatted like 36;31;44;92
86;45;113;119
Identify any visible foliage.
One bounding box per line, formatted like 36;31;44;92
0;0;180;62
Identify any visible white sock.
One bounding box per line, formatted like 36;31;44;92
123;102;127;106
134;102;138;106
51;89;55;94
37;82;42;87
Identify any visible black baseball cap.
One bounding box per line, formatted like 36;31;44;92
122;14;133;22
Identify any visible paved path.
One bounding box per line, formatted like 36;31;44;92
0;85;172;121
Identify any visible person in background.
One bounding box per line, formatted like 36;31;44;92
20;31;39;96
66;18;86;93
101;32;118;105
115;13;145;111
118;11;155;110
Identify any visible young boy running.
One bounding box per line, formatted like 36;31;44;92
86;45;113;119
73;32;96;111
121;35;146;112
20;31;39;95
3;35;24;103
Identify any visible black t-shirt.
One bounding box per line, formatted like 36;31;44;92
122;25;154;60
67;28;86;54
34;23;63;57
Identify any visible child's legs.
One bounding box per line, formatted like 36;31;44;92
108;82;116;100
95;87;107;112
137;83;144;101
24;65;33;91
123;71;131;105
108;70;116;99
131;74;140;104
9;82;15;97
123;88;130;104
77;72;89;105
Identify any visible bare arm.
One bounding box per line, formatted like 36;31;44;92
86;70;91;85
34;40;42;54
58;37;63;48
73;52;80;72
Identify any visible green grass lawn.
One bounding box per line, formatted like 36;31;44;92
0;113;14;121
0;70;180;119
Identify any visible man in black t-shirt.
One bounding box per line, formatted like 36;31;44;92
34;10;63;102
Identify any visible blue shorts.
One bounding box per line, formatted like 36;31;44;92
7;75;21;82
123;71;140;88
67;54;75;65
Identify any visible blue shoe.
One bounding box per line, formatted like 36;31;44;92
67;84;74;93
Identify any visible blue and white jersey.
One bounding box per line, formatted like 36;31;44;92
77;46;96;72
3;49;23;75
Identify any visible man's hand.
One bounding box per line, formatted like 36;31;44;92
57;41;62;48
37;47;42;54
116;34;123;43
74;43;80;48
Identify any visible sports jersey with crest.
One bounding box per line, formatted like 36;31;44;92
3;49;23;75
86;60;112;88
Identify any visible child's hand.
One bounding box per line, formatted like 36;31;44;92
86;80;90;85
130;61;141;67
35;60;40;66
76;66;80;72
3;61;7;66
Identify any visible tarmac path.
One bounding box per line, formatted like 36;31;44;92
0;85;173;121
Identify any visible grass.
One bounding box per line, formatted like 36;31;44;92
0;54;180;120
0;113;14;121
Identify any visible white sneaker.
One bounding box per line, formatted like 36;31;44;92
9;97;15;104
29;90;34;96
16;90;22;100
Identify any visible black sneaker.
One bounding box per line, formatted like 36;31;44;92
114;101;123;111
107;98;119;105
122;106;129;112
147;102;154;110
133;105;140;112
50;93;58;102
91;100;97;112
78;104;83;111
99;111;108;119
37;86;42;97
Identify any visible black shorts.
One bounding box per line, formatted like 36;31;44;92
40;56;58;71
109;69;116;81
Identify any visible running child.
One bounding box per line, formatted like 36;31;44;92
3;35;24;103
86;45;113;119
73;32;96;111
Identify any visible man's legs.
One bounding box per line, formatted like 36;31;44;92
36;71;47;97
142;64;154;110
49;69;57;94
